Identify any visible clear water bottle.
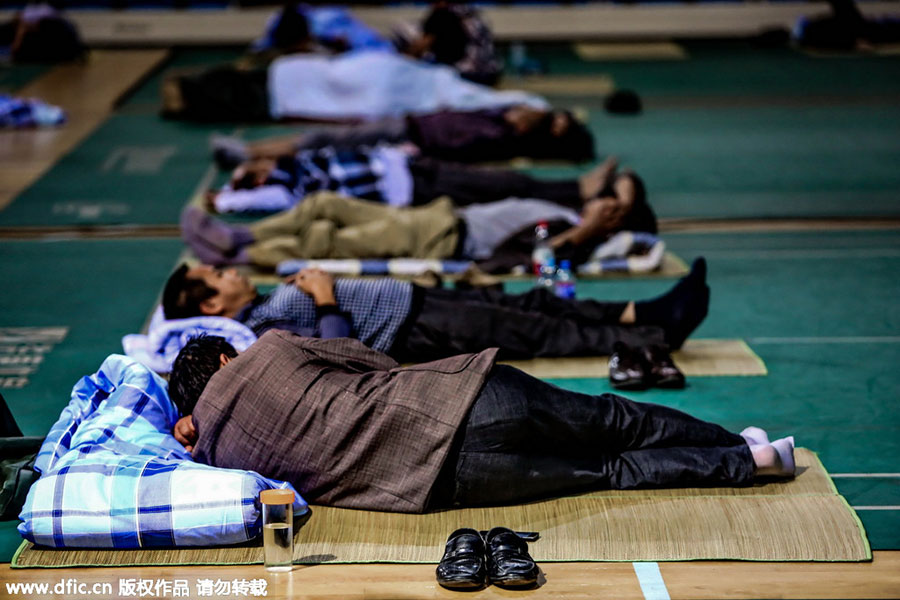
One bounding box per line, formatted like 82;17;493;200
532;221;554;276
538;256;556;290
555;259;576;299
509;41;527;75
261;488;294;572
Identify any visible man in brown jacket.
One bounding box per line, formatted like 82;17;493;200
169;332;796;513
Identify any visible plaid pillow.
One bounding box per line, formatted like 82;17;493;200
18;355;306;548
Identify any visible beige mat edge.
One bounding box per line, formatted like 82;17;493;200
574;41;688;61
13;449;870;567
499;74;615;96
504;338;767;378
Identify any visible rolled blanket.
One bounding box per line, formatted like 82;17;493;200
122;306;257;373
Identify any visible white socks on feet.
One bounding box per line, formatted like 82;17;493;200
751;435;796;478
740;426;770;447
771;436;796;477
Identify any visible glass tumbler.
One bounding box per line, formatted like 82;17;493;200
261;489;294;572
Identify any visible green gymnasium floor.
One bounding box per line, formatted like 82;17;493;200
0;42;898;559
0;63;50;94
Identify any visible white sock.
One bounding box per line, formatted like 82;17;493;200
740;426;769;447
771;436;796;477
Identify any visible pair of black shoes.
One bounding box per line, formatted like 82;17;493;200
435;527;539;590
608;342;685;390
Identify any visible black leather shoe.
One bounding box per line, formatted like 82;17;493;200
609;342;649;390
485;527;539;589
641;344;686;389
435;528;487;590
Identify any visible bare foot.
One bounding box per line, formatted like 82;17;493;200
578;156;619;200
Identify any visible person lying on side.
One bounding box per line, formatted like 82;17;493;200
169;332;796;513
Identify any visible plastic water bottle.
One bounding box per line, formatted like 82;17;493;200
509;41;527;75
555;259;576;299
538;257;556;290
532;221;554;276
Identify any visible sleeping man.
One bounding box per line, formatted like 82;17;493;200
169;332;796;513
162;257;711;385
182;162;656;273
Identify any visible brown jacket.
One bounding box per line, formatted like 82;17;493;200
192;330;497;512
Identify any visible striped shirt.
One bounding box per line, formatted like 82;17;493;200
240;279;414;352
272;146;384;202
215;145;414;213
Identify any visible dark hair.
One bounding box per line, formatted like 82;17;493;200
422;7;467;65
619;173;657;235
162;263;217;320
13;16;85;63
525;111;596;161
168;335;238;417
271;4;310;51
232;170;258;190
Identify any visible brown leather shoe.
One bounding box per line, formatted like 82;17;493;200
609;342;649;390
641;344;686;389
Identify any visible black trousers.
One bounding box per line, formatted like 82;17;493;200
430;365;754;508
408;157;582;209
392;286;667;362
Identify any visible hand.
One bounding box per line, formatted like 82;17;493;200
204;189;219;212
291;268;336;305
503;105;545;134
173;416;197;452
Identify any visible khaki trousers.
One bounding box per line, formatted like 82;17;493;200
247;193;460;267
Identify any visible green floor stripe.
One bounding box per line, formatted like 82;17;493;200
0;114;224;227
574;105;900;219
0;238;184;436
514;40;900;97
0;63;51;94
837;478;900;508
0;523;25;564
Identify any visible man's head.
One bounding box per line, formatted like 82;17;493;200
271;4;310;52
422;5;467;65
532;110;595;161
162;263;258;320
169;335;238;417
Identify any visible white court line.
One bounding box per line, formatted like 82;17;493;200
748;336;900;344
678;248;900;259
633;562;670;600
852;506;900;511
832;473;900;478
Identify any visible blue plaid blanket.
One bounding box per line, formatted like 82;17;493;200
18;354;307;548
0;94;66;129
